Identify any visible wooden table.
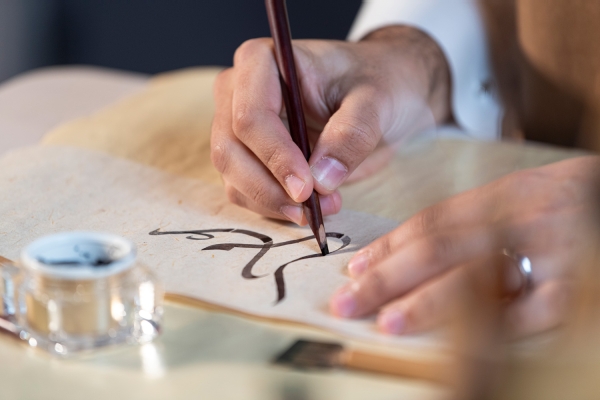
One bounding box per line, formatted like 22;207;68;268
0;66;587;400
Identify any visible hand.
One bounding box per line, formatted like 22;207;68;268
330;156;600;337
211;26;451;225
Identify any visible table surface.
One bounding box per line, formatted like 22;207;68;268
1;301;447;400
0;66;588;400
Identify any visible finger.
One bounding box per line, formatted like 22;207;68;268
224;92;345;224
347;184;505;278
211;67;242;178
505;280;572;338
213;66;307;222
308;85;390;194
376;266;466;335
330;227;499;318
231;38;314;203
224;182;300;222
220;142;311;224
211;67;235;166
224;183;341;226
319;190;343;216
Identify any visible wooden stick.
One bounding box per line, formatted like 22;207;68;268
343;349;451;385
265;0;329;255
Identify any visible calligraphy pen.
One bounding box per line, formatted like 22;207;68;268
265;0;329;256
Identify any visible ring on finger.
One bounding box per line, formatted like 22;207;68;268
502;249;533;299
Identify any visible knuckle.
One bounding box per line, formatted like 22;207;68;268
403;297;430;330
262;144;289;178
521;210;547;229
364;268;393;300
232;107;256;137
503;169;548;203
415;206;442;235
234;38;271;66
418;234;455;267
210;140;231;174
542;193;572;215
332;115;380;158
377;236;393;260
538;182;580;215
246;179;273;209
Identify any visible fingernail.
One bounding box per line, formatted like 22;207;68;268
347;251;369;277
311;157;348;191
378;310;405;335
281;205;303;225
330;287;357;318
285;175;305;201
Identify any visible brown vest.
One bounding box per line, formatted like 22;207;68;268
480;0;600;150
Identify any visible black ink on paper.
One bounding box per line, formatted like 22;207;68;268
149;228;351;304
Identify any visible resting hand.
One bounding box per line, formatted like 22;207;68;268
330;156;600;337
211;26;450;225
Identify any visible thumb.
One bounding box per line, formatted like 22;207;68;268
308;86;388;194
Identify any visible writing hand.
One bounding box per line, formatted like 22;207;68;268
211;26;451;225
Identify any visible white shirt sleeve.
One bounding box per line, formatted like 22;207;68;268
348;0;502;140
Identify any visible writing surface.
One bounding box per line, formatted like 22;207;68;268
0;145;439;348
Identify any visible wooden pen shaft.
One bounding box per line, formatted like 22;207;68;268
265;0;311;160
342;350;451;385
265;0;328;254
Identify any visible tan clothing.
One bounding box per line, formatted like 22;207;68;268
482;0;600;150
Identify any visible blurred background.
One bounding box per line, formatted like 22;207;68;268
0;0;362;83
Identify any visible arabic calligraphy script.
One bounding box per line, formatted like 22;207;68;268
149;228;351;304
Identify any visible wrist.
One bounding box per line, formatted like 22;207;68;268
361;25;452;124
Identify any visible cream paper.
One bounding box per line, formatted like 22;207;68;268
0;145;439;348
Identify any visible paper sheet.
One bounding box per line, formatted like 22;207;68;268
0;145;439;348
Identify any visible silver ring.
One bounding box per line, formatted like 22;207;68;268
502;249;533;297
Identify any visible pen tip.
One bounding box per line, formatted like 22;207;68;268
320;243;329;256
317;223;329;256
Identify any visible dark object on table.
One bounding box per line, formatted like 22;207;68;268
265;0;329;256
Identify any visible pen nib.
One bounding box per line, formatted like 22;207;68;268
318;224;329;256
